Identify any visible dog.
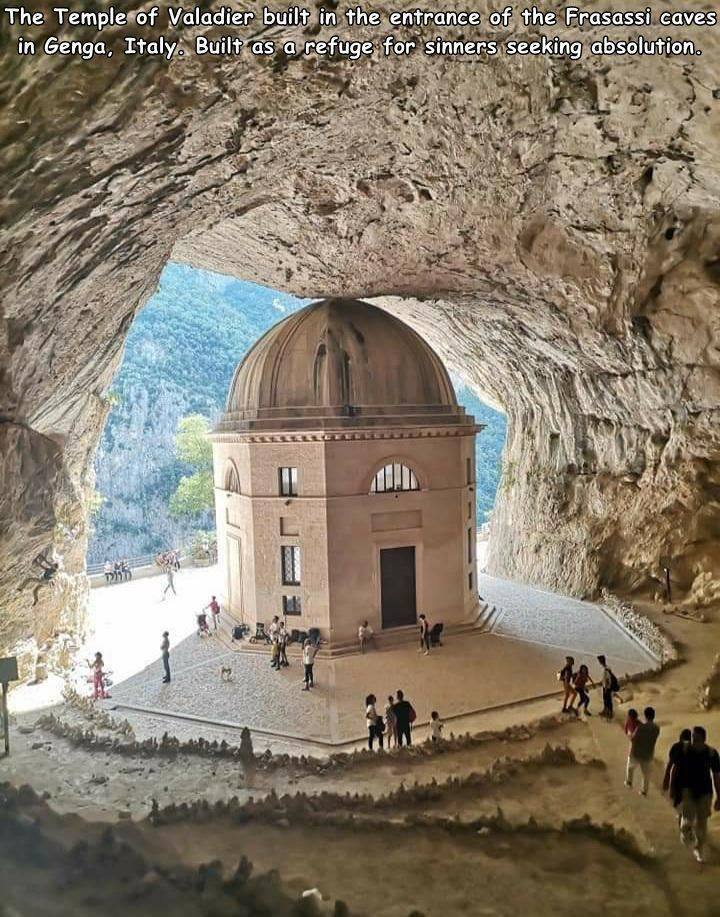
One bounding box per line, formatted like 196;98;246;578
220;665;233;682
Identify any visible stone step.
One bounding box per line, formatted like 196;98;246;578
214;606;494;658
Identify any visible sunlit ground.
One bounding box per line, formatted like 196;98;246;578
11;539;491;717
9;565;220;714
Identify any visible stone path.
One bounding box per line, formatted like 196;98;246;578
478;573;657;671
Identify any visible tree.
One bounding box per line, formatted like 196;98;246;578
169;471;214;519
168;414;214;519
175;414;213;467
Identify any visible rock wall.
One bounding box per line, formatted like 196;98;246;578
1;3;719;651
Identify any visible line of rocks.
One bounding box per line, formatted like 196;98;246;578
62;684;136;737
34;708;579;775
0;782;349;917
600;591;679;664
148;743;598;827
148;787;648;868
698;652;720;710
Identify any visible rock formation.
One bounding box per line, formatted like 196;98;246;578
1;3;719;651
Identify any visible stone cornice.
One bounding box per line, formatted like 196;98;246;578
209;424;483;444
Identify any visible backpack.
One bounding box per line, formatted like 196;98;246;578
609;670;620;693
408;705;417;724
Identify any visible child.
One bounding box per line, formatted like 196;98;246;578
270;638;281;670
624;708;640;739
430;710;443;743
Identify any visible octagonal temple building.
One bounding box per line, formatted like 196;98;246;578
210;298;482;647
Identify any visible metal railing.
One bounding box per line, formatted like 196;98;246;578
86;554;164;576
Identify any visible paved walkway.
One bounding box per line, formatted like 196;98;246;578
10;565;650;748
478;573;657;669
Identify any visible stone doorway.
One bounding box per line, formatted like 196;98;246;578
380;546;417;629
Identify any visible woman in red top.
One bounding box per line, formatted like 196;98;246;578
624;708;640;739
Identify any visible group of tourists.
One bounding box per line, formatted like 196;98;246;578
558;653;620;718
103;558;132;583
155;549;181;571
265;615;319;689
623;706;720;863
363;690;443;750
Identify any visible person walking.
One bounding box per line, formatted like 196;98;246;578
162;565;176;600
559;656;575;713
666;725;720;863
205;595;220;632
597;654;619;719
663;728;693;822
418;614;430;655
625;706;660;796
365;694;384;750
624;708;640;739
572;664;595;717
392;689;415;747
384;694;397;749
302;638;316;690
161;631;171;683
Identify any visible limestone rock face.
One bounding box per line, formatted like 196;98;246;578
1;3;719;648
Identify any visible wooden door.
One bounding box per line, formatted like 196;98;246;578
380;546;417;629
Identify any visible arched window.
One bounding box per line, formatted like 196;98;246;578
225;462;240;494
370;463;420;494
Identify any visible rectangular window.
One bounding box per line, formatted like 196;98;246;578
467;527;473;564
466;457;473;485
279;467;298;496
281;545;301;585
283;595;302;615
468;571;474;592
467;501;472;520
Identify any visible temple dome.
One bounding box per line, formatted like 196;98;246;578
218;299;468;434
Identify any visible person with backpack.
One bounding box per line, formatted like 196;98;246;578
392;689;416;746
597;654;620;719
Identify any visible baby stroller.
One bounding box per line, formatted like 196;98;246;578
249;622;272;644
430;623;444;646
196;611;210;636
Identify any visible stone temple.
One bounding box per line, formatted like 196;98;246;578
210;298;481;645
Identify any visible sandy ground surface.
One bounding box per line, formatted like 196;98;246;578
3;569;720;915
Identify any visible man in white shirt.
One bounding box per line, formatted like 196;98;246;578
302;639;317;690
